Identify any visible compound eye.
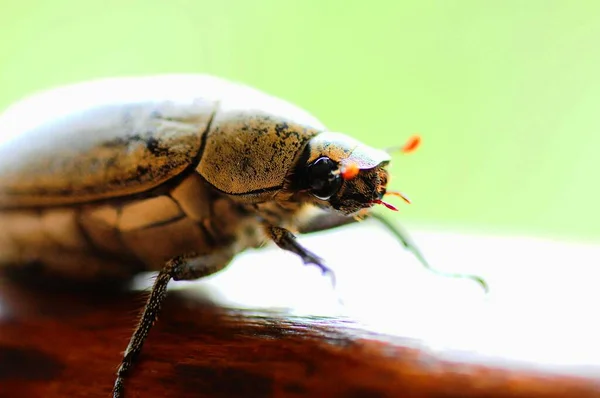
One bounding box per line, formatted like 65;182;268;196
307;157;342;200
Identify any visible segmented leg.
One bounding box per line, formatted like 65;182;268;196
113;249;234;398
297;211;359;234
298;212;488;292
265;225;336;286
368;213;488;292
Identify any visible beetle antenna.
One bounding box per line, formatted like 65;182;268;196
384;134;421;154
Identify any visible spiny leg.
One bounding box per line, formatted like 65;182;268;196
113;249;233;398
297;211;488;293
368;213;489;293
297;211;359;234
265;225;336;287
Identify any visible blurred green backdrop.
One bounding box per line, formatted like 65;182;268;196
1;1;599;242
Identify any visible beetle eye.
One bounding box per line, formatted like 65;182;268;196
307;157;342;200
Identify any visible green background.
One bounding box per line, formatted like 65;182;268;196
1;1;599;242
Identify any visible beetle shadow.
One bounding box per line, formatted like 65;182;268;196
0;269;223;324
0;265;364;347
0;263;132;295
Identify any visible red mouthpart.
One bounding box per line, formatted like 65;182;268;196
385;191;411;204
371;199;399;211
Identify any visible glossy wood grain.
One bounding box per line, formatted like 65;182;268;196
1;222;600;398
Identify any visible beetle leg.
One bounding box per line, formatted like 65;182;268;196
367;213;489;293
265;225;336;286
297;211;360;234
113;249;234;398
297;212;488;293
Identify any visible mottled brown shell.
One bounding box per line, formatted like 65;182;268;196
198;112;321;198
0;75;325;208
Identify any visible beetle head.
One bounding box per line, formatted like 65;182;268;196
289;132;396;215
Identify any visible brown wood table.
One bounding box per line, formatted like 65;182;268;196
1;222;599;398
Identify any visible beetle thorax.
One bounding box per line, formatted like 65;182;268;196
241;196;308;232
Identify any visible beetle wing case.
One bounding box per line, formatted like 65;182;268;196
0;75;325;208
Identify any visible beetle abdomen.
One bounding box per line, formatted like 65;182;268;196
0;173;260;279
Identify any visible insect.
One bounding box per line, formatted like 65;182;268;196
0;75;487;397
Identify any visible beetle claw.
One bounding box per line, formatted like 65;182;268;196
300;252;337;288
315;262;337;288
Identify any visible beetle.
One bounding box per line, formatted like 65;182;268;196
0;75;486;397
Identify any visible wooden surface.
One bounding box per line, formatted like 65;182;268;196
1;222;600;398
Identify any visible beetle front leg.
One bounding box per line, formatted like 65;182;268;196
297;212;488;292
297;211;360;234
367;213;489;292
112;249;234;398
265;225;336;285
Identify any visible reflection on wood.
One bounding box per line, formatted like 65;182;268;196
1;224;600;397
0;283;597;397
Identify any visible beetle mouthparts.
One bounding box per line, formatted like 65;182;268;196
370;199;399;211
370;191;411;212
385;190;411;204
373;135;418;211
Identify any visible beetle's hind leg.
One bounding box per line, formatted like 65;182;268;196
265;225;336;286
112;249;234;398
